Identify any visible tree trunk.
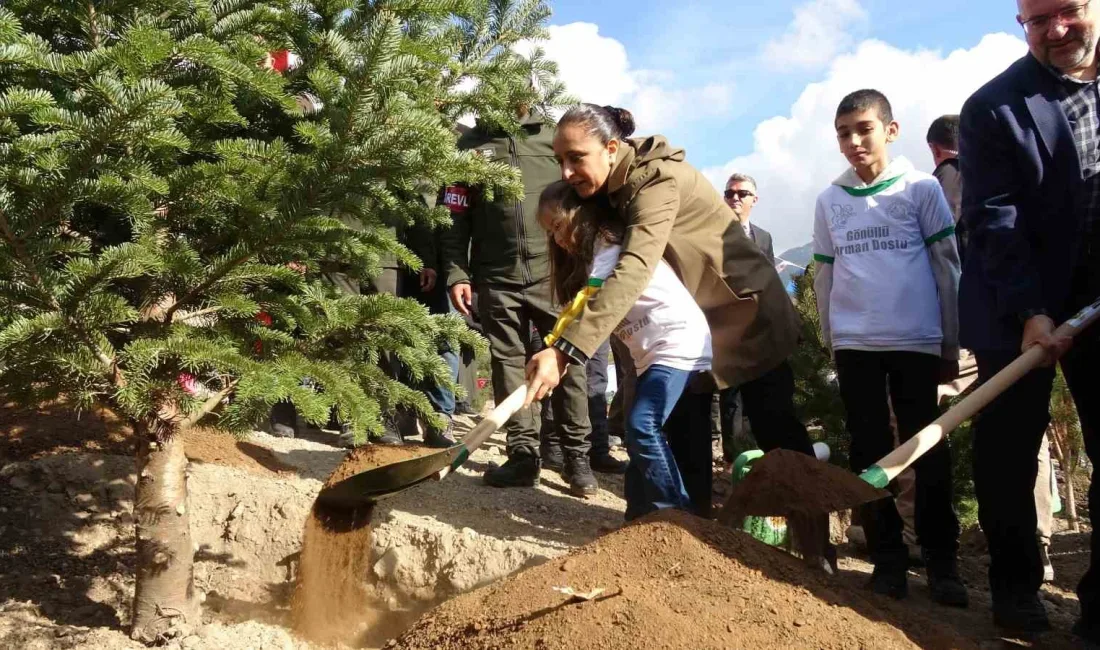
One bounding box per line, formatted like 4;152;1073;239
1050;432;1081;533
131;430;198;643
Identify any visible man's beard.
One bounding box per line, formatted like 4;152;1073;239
1044;26;1097;71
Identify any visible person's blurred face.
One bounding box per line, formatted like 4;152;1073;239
538;209;577;253
723;181;758;221
835;109;898;176
1018;0;1099;74
553;124;619;198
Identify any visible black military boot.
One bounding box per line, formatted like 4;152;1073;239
589;452;628;474
540;443;565;472
484;454;540;488
424;419;458;448
562;452;598;498
923;550;969;608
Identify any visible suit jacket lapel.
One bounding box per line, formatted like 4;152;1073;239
1021;57;1076;169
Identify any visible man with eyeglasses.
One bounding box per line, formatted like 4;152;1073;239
959;0;1100;641
724;174;775;265
709;174;777;462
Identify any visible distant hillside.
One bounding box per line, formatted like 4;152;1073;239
775;242;811;292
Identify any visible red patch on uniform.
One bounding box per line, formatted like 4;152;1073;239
270;50;292;73
442;186;470;213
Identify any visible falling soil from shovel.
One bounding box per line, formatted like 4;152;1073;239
291;444;441;645
718;449;889;523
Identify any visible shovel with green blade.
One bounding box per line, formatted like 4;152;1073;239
721;296;1100;555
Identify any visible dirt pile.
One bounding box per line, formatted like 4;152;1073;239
396;509;974;650
721;449;889;518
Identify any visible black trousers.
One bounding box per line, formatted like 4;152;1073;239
663;385;714;517
740;361;815;456
664;360;815;517
587;340;613;456
478;280;590;458
973;324;1099;612
834;350;959;567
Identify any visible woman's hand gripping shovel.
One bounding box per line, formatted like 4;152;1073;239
720;296;1100;560
316;385;529;509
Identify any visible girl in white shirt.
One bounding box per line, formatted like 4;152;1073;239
537;181;712;520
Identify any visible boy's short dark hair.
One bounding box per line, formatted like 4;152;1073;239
835;89;893;125
926;115;960;149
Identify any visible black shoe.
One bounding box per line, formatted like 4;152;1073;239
540;444;564;472
869;562;908;600
454;401;477;416
376;418;403;446
992;594;1051;635
424;420;457;448
589;452;627;474
1073;618;1100;648
562;453;598;498
924;553;969;608
484;455;539;488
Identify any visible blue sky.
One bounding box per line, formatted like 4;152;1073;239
533;0;1029;250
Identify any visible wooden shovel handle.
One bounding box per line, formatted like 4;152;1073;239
434;385;529;481
863;297;1100;488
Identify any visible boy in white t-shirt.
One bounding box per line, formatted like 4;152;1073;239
812;89;966;607
537;181;712;520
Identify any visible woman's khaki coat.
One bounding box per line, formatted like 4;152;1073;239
558;136;800;389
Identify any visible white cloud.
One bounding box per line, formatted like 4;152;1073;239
762;0;869;69
703;33;1028;253
520;22;735;135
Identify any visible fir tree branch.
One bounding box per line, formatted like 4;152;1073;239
2;206;122;385
0;206;48;298
177;306;222;324
180;379;238;429
163;251;255;323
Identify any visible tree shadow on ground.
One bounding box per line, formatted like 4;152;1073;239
0;457;135;632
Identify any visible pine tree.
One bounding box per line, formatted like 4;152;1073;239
0;0;566;642
787;263;850;466
1049;367;1085;532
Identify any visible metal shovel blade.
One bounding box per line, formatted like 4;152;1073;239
315;443;465;509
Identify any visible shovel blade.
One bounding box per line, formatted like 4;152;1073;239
315;444;465;509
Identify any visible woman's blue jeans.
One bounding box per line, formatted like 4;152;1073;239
624;364;693;521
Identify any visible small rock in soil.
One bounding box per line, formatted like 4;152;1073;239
561;559;576;572
9;475;31;490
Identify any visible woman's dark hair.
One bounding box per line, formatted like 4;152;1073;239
537;181;624;305
558;103;636;144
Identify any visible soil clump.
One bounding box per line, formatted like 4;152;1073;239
721;448;888;518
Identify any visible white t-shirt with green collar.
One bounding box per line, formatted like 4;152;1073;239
812;157;956;355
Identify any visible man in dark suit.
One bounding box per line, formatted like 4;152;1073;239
960;0;1100;641
714;173;775;462
724;173;774;265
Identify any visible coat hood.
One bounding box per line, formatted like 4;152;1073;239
607;136;686;203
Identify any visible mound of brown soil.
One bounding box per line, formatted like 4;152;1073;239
721;449;889;518
396;509;974;650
